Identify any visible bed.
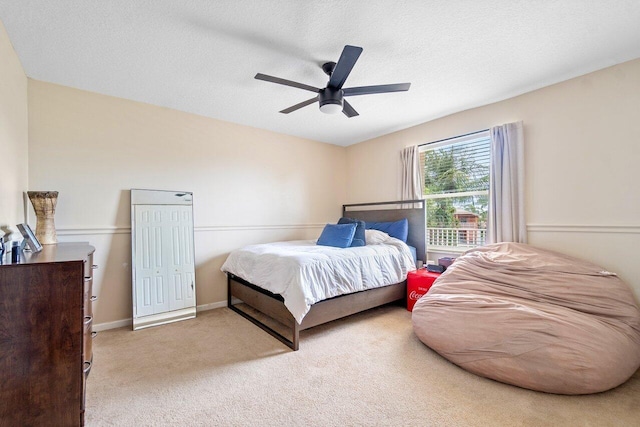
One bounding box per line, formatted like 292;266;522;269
222;200;426;350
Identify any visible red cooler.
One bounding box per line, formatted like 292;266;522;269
407;269;441;311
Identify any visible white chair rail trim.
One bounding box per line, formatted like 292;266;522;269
527;224;640;234
56;223;640;236
57;224;326;236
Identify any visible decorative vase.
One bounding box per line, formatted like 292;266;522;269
27;191;59;244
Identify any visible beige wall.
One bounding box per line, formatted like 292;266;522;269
0;19;28;240
28;80;347;327
346;58;640;299
18;37;640;325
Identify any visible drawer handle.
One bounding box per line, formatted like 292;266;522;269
91;331;98;338
84;277;92;282
84;315;93;325
92;264;98;269
90;295;98;302
83;361;92;374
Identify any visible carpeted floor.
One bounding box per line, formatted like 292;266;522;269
85;306;640;426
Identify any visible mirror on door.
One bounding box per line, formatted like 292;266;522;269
130;189;196;330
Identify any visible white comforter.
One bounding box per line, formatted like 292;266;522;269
221;238;415;323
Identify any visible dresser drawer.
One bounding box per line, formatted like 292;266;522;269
84;258;98;319
83;278;93;316
83;315;93;366
83;253;95;279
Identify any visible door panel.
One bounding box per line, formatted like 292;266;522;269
135;206;169;316
134;204;195;316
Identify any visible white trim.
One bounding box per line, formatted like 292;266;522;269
196;224;325;232
527;224;640;234
133;307;197;330
424;190;488;200
58;227;131;236
196;301;227;312
56;223;325;236
93;318;132;332
94;299;228;331
419;130;491;151
426;246;470;254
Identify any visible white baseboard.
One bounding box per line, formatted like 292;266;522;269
196;301;228;312
133;307;196;330
93;300;227;331
93;318;132;332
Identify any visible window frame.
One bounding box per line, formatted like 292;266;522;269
419;129;491;255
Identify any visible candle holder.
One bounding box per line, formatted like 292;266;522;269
27;191;59;244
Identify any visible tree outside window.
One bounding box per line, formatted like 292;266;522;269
420;132;490;250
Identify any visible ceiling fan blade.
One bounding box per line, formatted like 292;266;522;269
342;100;359;118
328;45;363;90
280;96;319;114
343;83;411;96
255;73;320;93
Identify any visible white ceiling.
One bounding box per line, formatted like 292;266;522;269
2;1;640;146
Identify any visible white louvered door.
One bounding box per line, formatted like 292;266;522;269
165;206;195;311
134;206;169;317
131;189;196;329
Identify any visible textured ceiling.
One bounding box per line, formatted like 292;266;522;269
2;1;640;146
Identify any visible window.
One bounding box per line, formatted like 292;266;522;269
419;130;491;255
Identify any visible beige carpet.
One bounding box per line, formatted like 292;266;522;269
86;306;640;426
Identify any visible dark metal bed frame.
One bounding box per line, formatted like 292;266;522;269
226;200;426;350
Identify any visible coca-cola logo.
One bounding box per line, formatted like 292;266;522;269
409;291;425;300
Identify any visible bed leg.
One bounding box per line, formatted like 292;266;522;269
293;322;300;351
227;274;300;351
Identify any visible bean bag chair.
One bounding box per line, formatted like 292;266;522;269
412;242;640;394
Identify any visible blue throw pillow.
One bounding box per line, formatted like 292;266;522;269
365;218;409;242
337;217;366;247
317;223;357;248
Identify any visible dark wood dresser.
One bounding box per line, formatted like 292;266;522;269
0;242;96;427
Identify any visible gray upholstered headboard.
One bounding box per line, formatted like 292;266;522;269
342;200;426;264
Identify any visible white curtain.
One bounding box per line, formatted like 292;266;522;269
400;145;423;201
487;121;526;243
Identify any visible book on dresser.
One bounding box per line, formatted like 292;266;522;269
0;242;97;427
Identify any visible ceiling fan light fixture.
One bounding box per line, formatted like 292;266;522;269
319;101;343;114
318;87;343;114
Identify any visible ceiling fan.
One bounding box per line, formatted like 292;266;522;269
255;45;411;118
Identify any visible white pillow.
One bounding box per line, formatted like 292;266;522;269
365;229;390;245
